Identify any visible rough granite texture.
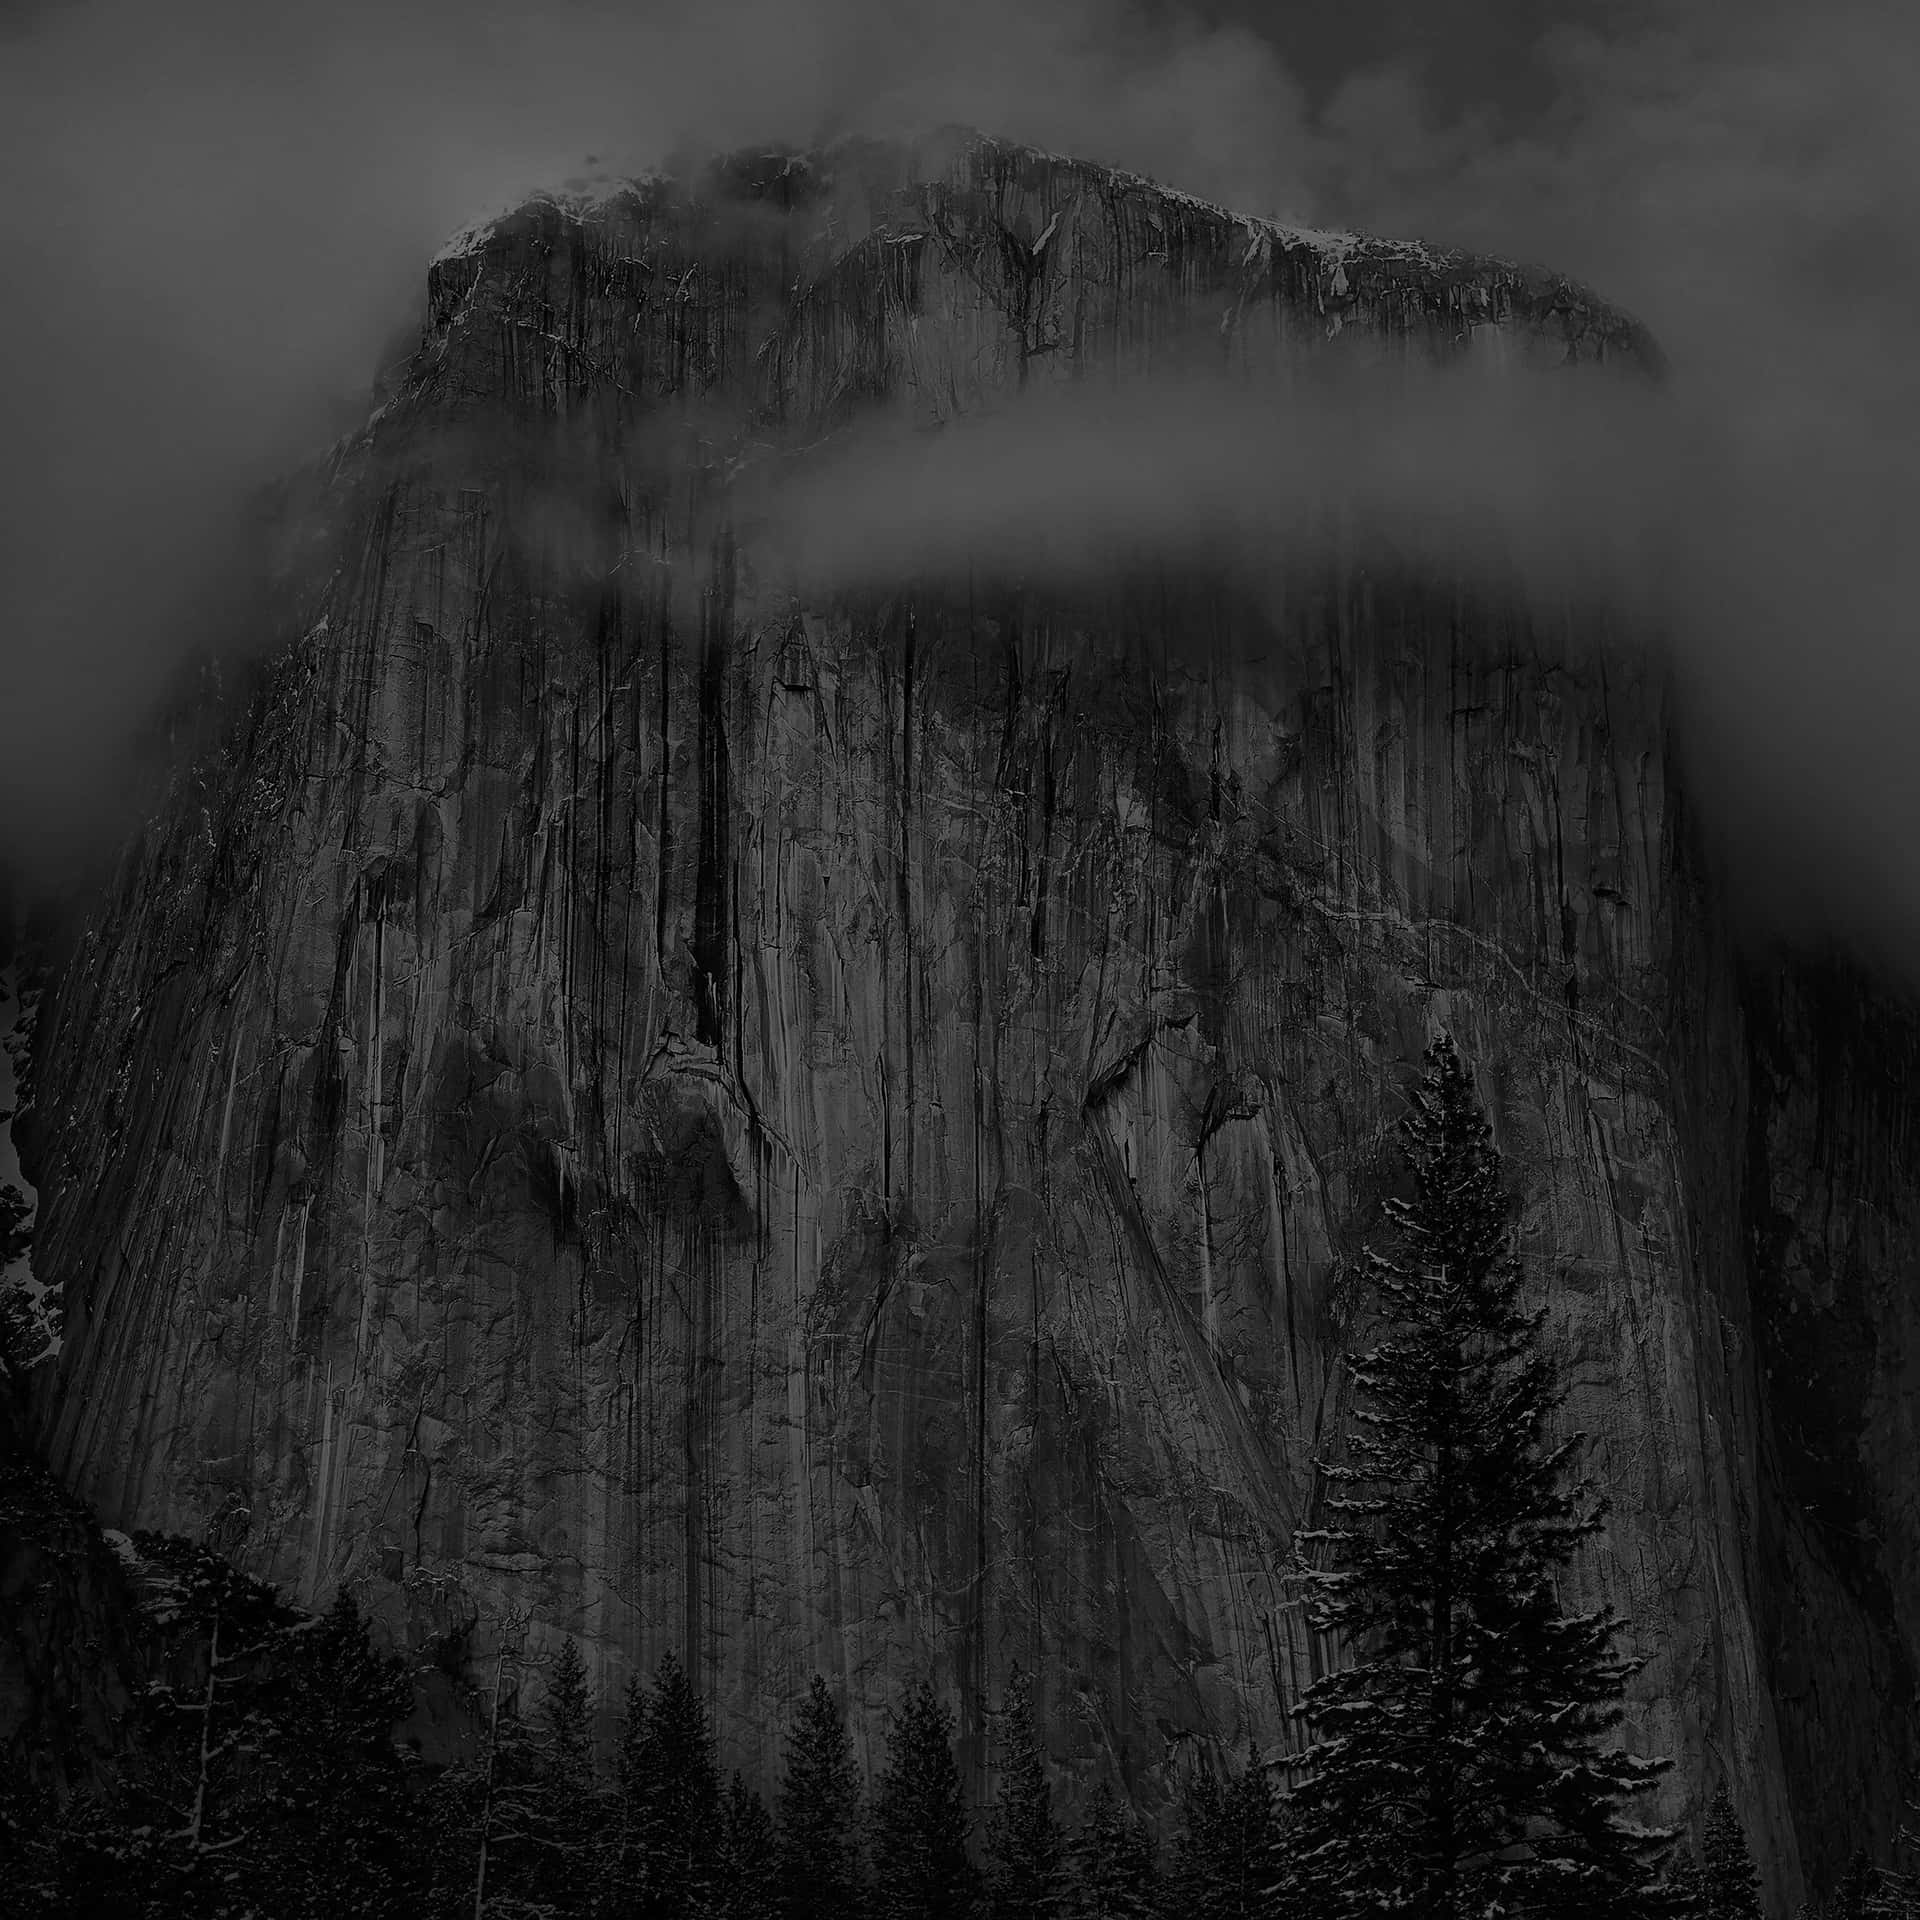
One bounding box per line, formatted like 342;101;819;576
15;132;1920;1900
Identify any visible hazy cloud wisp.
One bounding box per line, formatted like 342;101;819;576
2;0;1916;958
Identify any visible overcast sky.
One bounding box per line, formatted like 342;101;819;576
1;0;1915;955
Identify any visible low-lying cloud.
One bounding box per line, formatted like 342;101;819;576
757;348;1670;626
1;0;1916;957
0;0;1320;877
1302;0;1920;951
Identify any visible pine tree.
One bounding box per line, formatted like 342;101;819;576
1696;1783;1764;1920
0;1538;431;1920
984;1668;1066;1920
1171;1760;1226;1916
1834;1850;1878;1920
870;1678;981;1920
0;1177;37;1378
117;1533;301;1914
1068;1782;1156;1920
256;1587;421;1917
1882;1818;1920;1920
0;1769;60;1911
41;1787;163;1918
776;1674;866;1920
1218;1750;1285;1919
1170;1748;1281;1920
1284;1033;1669;1919
614;1651;724;1919
543;1632;603;1904
547;1636;596;1784
485;1635;605;1915
418;1754;490;1920
1670;1846;1710;1920
717;1772;782;1920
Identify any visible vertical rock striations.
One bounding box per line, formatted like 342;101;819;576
13;132;1918;1899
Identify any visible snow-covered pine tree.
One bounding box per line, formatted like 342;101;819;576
483;1633;609;1916
717;1772;783;1920
615;1651;723;1919
1217;1749;1286;1918
40;1789;166;1917
1880;1817;1920;1920
1169;1747;1282;1920
1068;1781;1156;1920
0;1771;60;1910
1696;1784;1764;1920
984;1667;1067;1920
544;1636;607;1909
121;1533;299;1910
1284;1032;1669;1919
0;1177;34;1378
776;1673;867;1920
1668;1844;1709;1920
608;1668;653;1909
1172;1759;1227;1912
546;1635;595;1784
870;1678;982;1920
1832;1850;1878;1920
257;1587;420;1915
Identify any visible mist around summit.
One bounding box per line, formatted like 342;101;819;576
1;0;1916;954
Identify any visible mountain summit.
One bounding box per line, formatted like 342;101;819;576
10;133;1913;1905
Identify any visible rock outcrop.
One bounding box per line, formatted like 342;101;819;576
15;130;1920;1901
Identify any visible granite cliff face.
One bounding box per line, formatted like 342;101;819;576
13;131;1920;1898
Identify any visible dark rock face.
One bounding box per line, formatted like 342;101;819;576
1737;969;1920;1867
14;131;1919;1899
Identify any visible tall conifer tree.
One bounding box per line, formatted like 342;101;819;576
122;1534;298;1912
870;1678;981;1920
1696;1784;1764;1920
536;1637;607;1910
1068;1782;1156;1920
615;1651;723;1919
984;1667;1066;1920
776;1673;866;1920
1285;1033;1668;1918
718;1772;783;1920
483;1634;607;1916
1170;1748;1282;1920
1832;1850;1878;1920
259;1587;420;1916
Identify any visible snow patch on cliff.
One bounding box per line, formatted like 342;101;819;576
99;1529;144;1575
432;165;668;265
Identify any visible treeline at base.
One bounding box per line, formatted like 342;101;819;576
6;1038;1919;1917
0;1575;1907;1920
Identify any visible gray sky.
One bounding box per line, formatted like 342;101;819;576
1194;0;1662;123
1;0;1916;954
